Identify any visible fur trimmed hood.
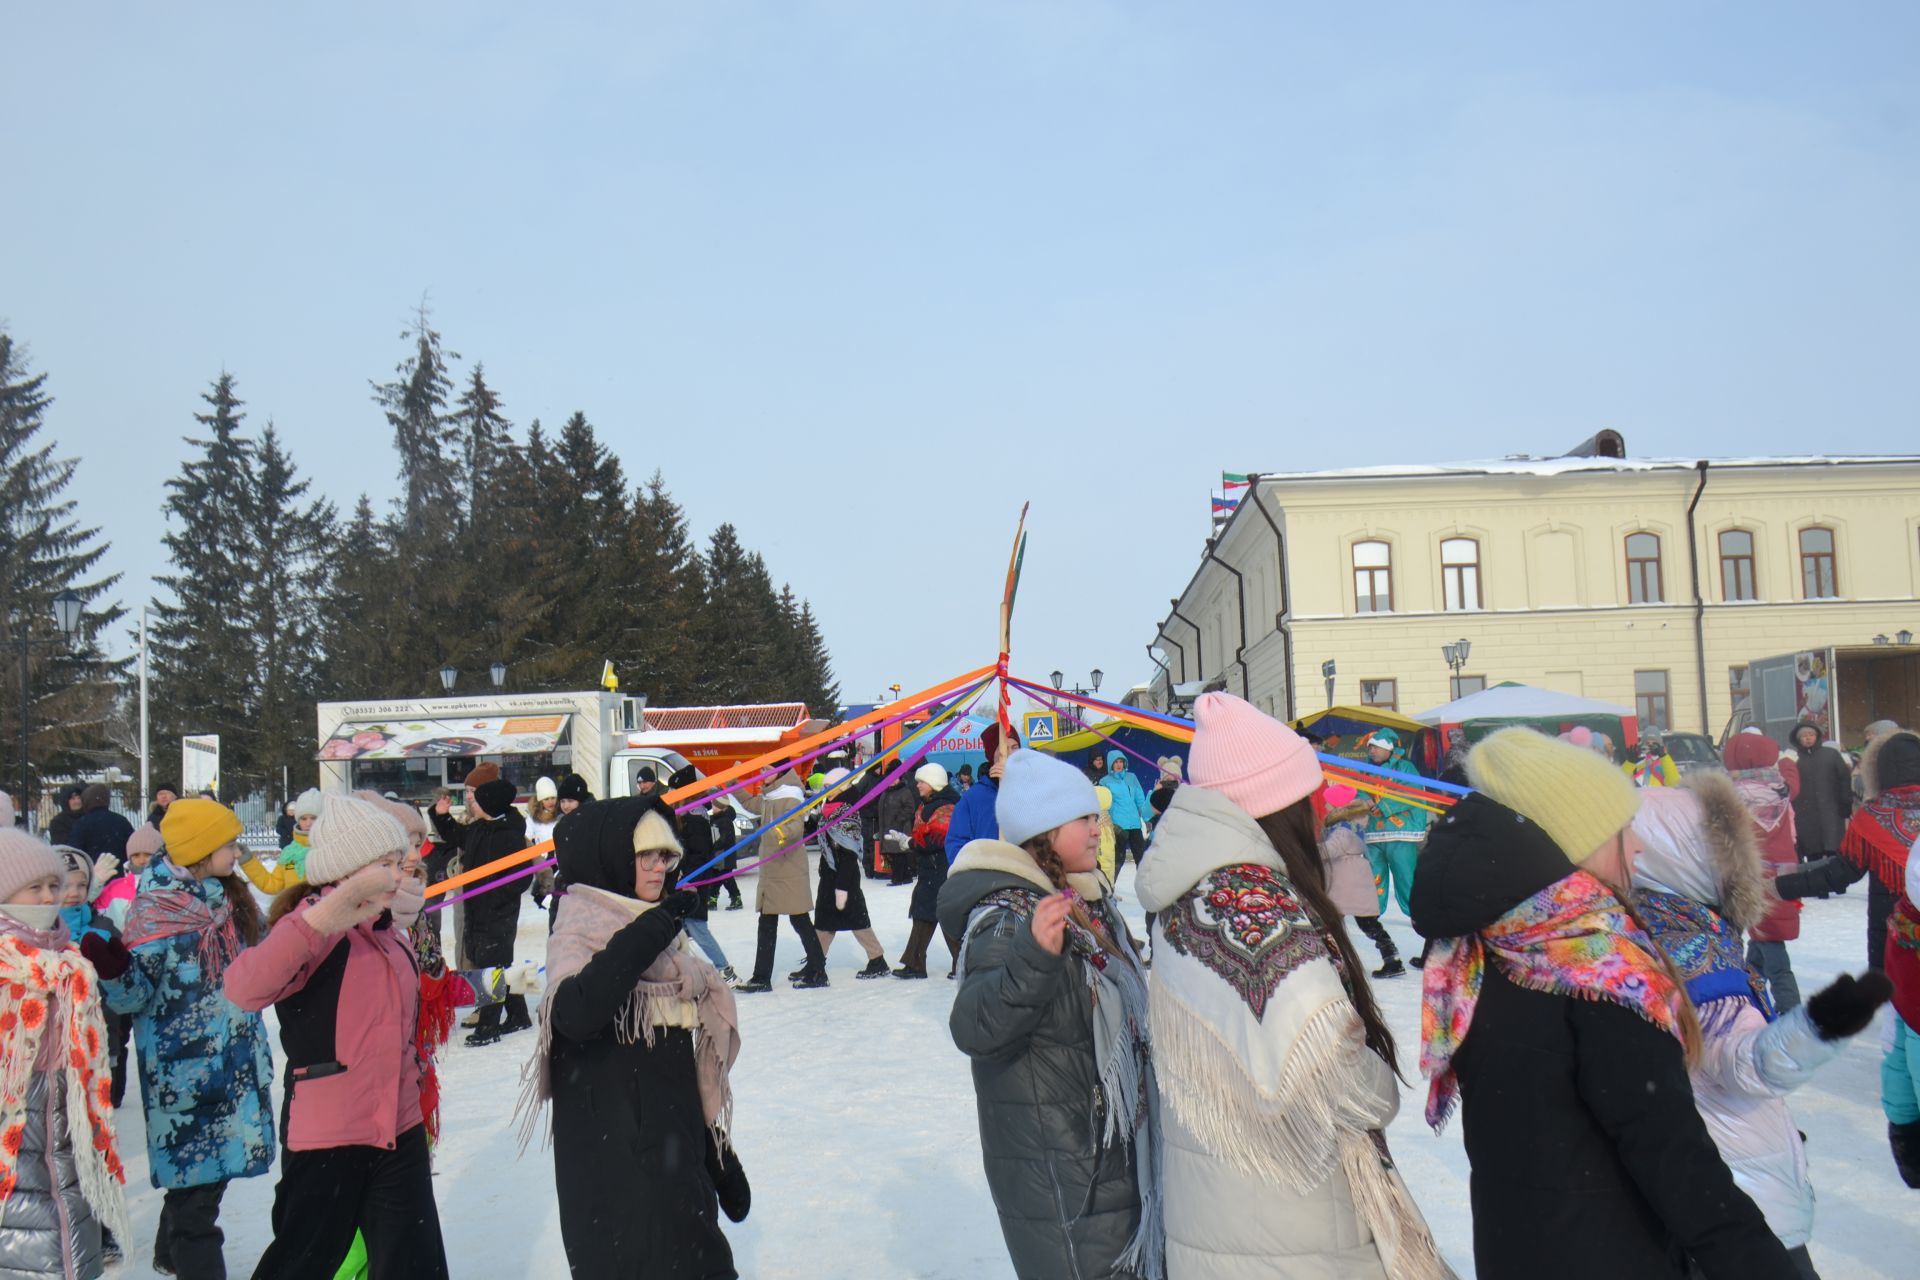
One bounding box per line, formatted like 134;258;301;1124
1631;771;1772;933
1861;729;1920;799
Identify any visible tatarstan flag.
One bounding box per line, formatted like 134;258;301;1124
1222;471;1251;490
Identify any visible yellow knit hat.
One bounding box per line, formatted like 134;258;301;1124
1465;727;1642;865
159;796;244;867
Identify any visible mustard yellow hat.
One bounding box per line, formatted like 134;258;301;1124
1466;727;1641;865
159;796;243;867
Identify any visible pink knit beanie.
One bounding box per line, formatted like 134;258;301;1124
1188;692;1325;818
0;830;66;903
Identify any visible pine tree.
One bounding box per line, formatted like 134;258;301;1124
149;373;258;791
790;597;840;711
692;524;765;703
368;309;465;691
243;424;336;795
0;332;127;809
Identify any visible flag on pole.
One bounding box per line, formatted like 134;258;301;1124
1222;471;1252;490
1211;496;1239;514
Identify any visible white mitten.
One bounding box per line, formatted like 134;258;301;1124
93;853;121;883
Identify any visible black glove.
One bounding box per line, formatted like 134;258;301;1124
707;1139;751;1222
80;932;131;981
1892;1120;1920;1190
661;889;701;921
1804;970;1892;1041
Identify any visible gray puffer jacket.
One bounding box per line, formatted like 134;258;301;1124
0;1073;106;1280
940;841;1143;1280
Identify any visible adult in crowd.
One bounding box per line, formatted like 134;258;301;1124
893;763;959;979
1361;728;1427;921
1625;734;1680;788
878;772;919;887
736;771;827;993
71;784;134;862
48;782;86;845
433;765;534;1045
1412;728;1795;1279
946;725;1016;864
1632;775;1890;1275
274;799;298;850
1778;728;1920;970
1789;721;1853;870
224;794;450;1279
667;765;738;982
526;776;561;909
527;795;747;1277
146;782;179;831
1099;751;1154;876
1149;755;1182;816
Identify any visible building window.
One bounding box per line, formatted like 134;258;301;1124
1441;537;1483;611
1799;527;1838;599
1625;532;1663;603
1450;674;1487;699
1635;670;1671;730
1718;529;1756;602
1353;540;1393;613
1360;679;1398;711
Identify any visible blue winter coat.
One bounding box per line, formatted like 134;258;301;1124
945;776;1000;864
101;858;276;1190
1099;751;1154;831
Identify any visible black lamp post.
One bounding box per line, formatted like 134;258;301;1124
489;660;508;689
438;664;459;692
14;590;85;822
1442;637;1473;696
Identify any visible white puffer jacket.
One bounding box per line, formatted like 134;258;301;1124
1631;775;1844;1249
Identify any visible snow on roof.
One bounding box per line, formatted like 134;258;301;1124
1257;454;1920;485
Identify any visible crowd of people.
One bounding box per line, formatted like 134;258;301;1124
1;699;1915;1278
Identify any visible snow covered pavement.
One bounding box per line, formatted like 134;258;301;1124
112;863;1917;1277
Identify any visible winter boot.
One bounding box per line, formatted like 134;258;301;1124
1354;915;1402;977
721;965;740;984
464;1004;505;1047
734;978;773;994
856;956;890;979
1893;1120;1920;1189
792;967;829;989
893;920;933;978
499;994;533;1036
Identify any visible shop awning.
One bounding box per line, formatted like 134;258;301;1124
318;714;571;761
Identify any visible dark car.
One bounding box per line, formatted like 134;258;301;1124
1660;731;1722;775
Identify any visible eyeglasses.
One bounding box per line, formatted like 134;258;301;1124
635;850;682;869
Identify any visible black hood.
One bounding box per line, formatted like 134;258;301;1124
919;784;959;811
1790;720;1825;749
554;795;676;899
1409;791;1576;940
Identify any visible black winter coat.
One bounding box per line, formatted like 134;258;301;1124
549;908;735;1279
1789;723;1853;854
71;807;134;860
47;787;84;846
812;824;871;932
938;864;1142;1280
1410;793;1794;1280
677;810;714;923
909;786;959;924
434;808;530;968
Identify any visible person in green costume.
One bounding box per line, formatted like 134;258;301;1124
1360;728;1428;918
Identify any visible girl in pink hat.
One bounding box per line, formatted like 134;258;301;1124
1137;693;1447;1279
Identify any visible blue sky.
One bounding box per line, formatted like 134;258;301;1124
5;2;1916;708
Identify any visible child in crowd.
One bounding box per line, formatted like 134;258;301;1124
0;831;129;1280
94;797;276;1280
225;794;451;1279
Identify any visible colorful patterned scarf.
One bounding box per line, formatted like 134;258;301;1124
123;865;244;983
1421;870;1682;1130
0;919;128;1242
1842;784;1920;900
1636;887;1773;1020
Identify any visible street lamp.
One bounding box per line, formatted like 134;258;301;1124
1321;658;1336;708
1050;670;1065;690
438;664;459;692
1443;638;1473;698
489;660;508;689
1090;669;1103;693
13;590;86;826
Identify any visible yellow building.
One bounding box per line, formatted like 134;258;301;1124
1150;436;1920;740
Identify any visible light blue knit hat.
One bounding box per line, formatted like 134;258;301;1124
996;749;1101;847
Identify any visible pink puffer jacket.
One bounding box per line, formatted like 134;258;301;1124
223;889;423;1151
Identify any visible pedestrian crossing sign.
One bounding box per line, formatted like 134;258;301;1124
1023;711;1058;745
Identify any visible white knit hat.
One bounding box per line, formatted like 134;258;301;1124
294;787;325;820
914;762;948;791
535;776;558;802
306;794;409;885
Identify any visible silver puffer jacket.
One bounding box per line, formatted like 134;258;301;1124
0;1072;105;1280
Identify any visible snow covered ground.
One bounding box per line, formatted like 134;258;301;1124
112;861;1917;1278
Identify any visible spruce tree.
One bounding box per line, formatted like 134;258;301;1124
243;423;336;795
321;495;395;700
790;597;840;711
0;332;127;809
150;372;258;791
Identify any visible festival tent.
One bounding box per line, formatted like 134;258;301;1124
1414;681;1639;750
1290;705;1440;774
